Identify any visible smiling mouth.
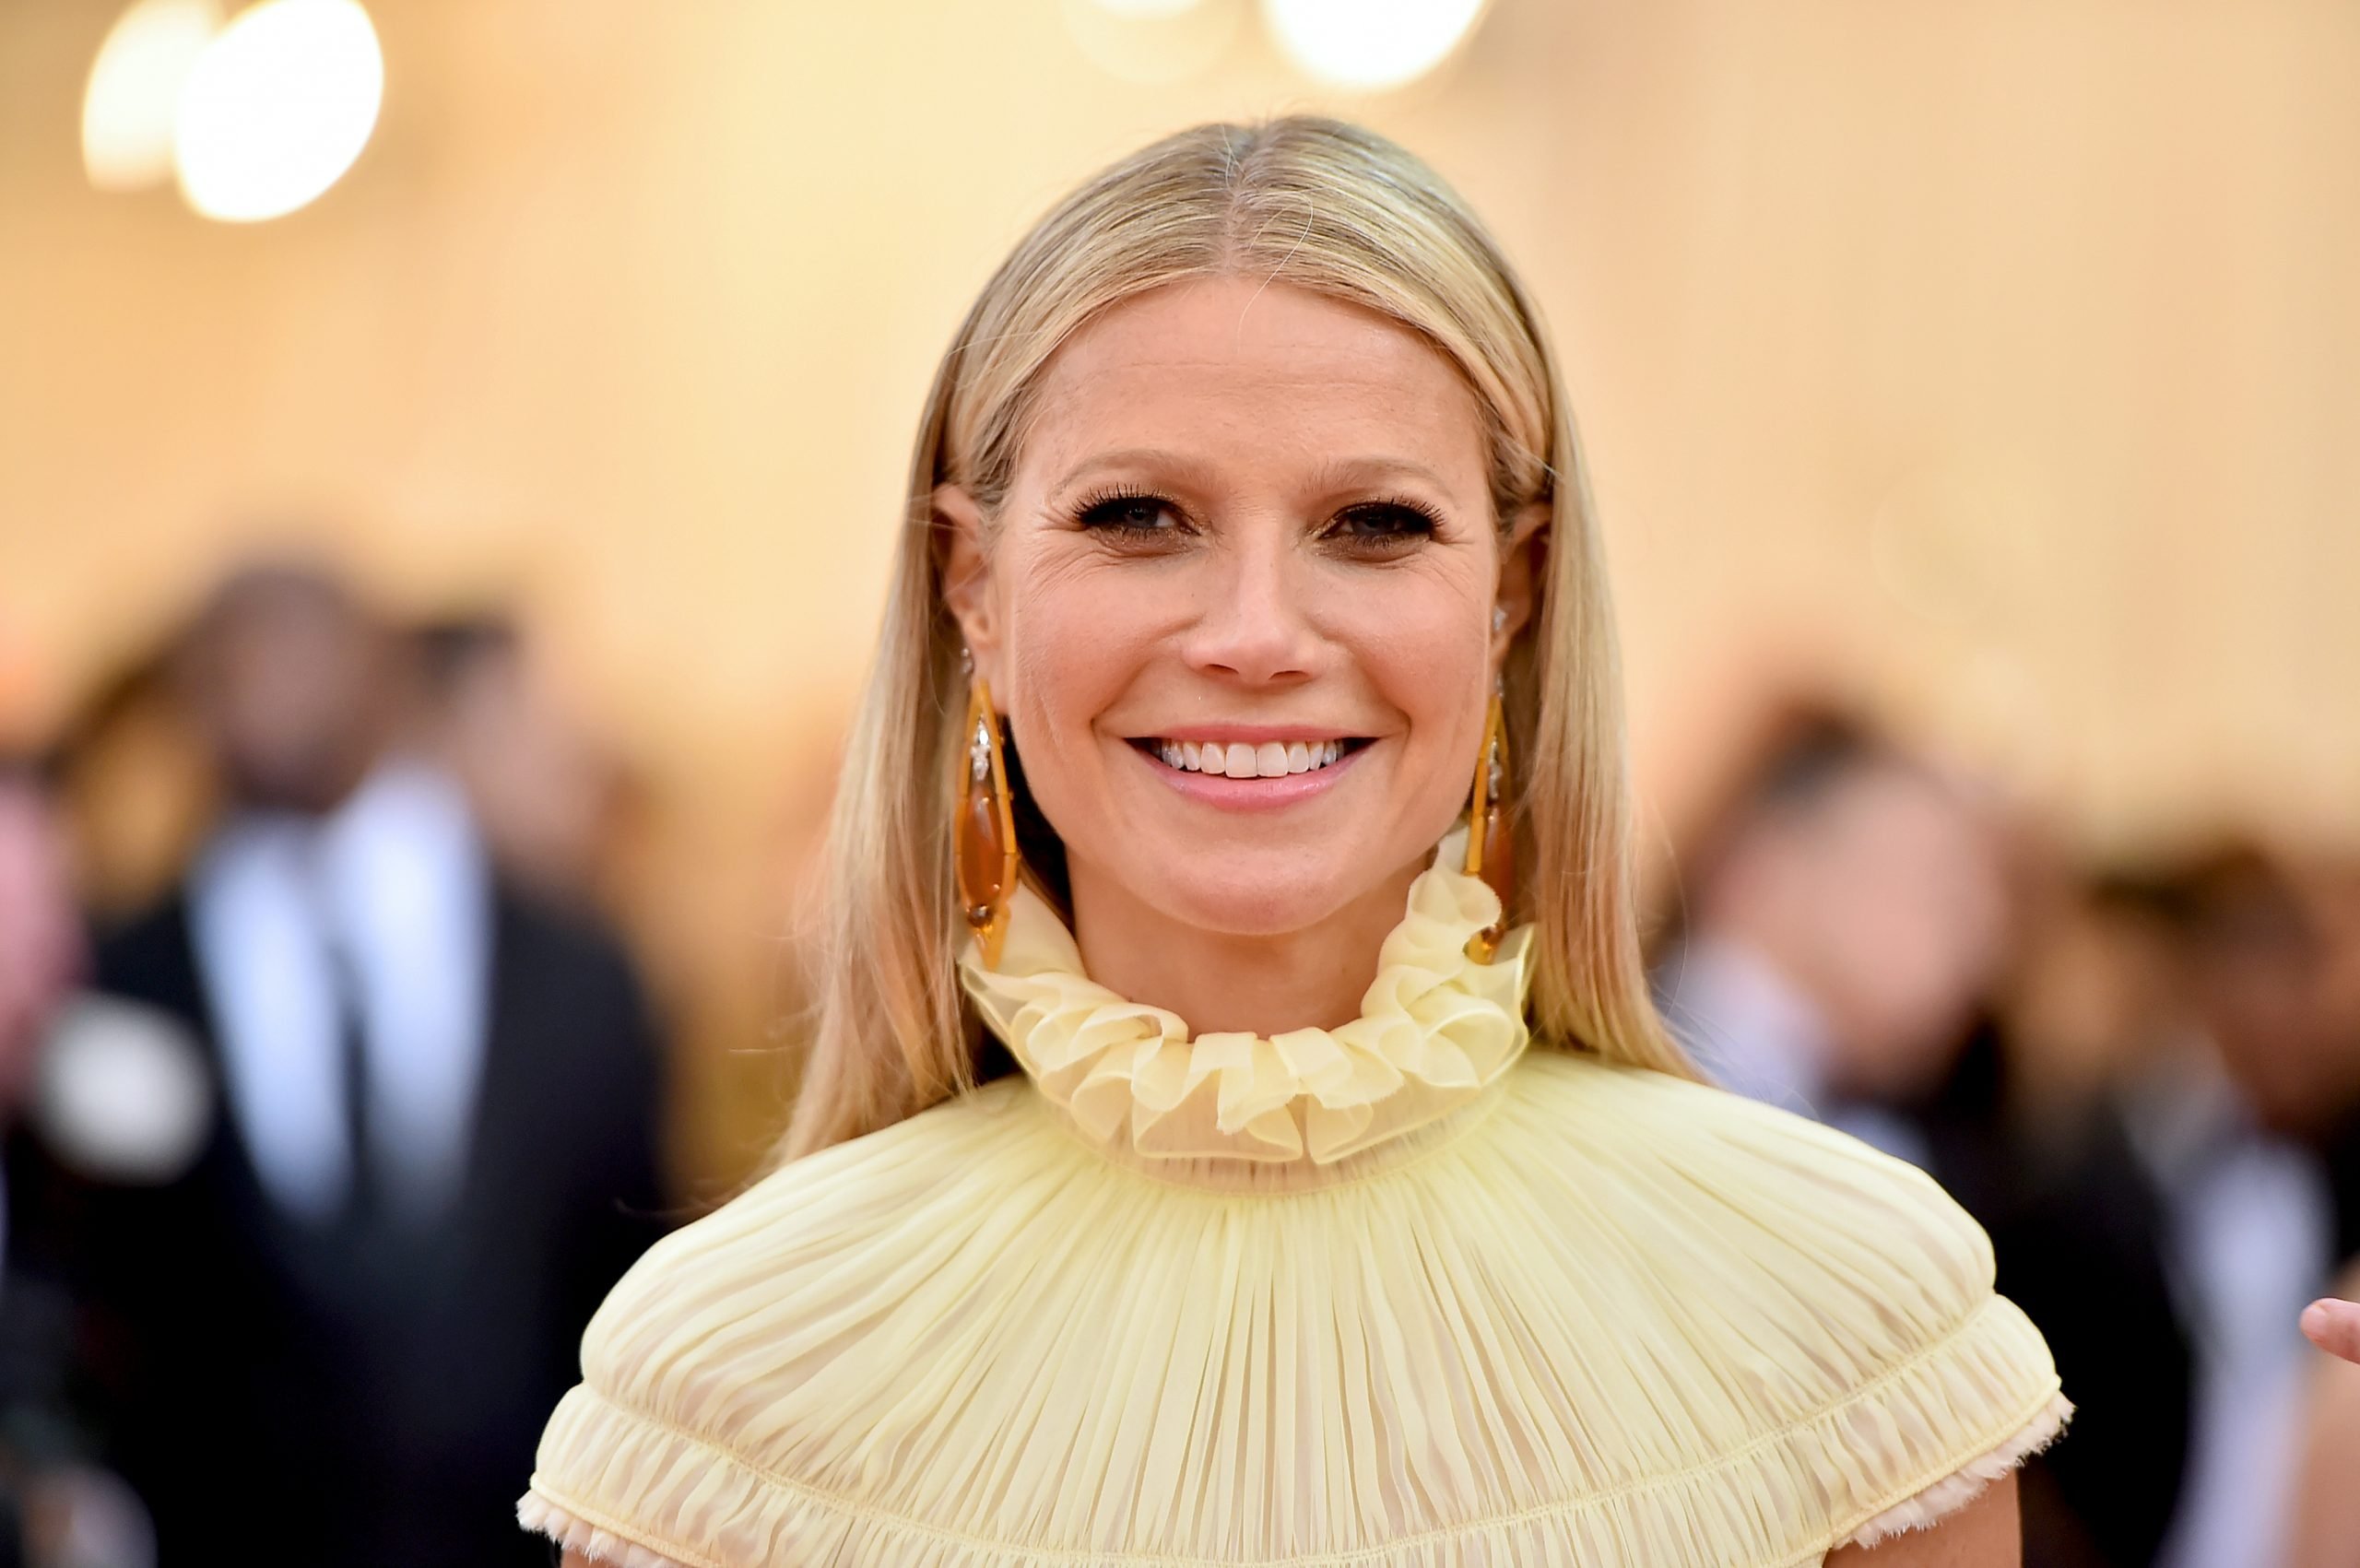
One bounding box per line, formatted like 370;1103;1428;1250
1130;737;1371;778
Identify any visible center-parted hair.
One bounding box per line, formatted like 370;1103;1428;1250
783;116;1691;1161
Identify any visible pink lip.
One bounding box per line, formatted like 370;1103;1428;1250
1132;738;1370;813
1140;723;1360;746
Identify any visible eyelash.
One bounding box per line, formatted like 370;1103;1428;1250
1068;487;1447;549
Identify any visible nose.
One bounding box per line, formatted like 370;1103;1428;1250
1175;529;1322;687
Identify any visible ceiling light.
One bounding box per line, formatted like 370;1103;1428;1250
82;0;224;191
173;0;384;222
1260;0;1487;91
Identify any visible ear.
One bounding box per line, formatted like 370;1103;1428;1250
1490;499;1549;675
934;483;1004;690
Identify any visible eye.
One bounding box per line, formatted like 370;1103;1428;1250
1325;499;1444;551
1072;488;1186;536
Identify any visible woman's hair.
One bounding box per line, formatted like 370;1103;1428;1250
783;115;1693;1159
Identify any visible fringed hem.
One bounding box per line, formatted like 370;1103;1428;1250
518;1489;708;1568
519;1293;2063;1568
1835;1388;2075;1550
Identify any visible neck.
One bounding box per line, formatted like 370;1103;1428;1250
1064;855;1427;1036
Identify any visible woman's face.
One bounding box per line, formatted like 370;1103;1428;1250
942;276;1538;941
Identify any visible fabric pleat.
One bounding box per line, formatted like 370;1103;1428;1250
521;1051;2070;1566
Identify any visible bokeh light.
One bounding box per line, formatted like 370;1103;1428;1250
173;0;384;222
81;0;224;192
1259;0;1487;90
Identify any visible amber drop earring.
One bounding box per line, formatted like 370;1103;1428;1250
956;651;1021;969
1463;673;1513;963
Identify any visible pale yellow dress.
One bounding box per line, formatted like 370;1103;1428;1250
520;829;2070;1566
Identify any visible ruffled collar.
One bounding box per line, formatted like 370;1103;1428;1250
958;825;1536;1167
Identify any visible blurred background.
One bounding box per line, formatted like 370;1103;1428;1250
0;1;2355;1565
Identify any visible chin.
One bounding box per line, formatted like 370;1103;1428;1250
1185;881;1354;939
1116;840;1381;940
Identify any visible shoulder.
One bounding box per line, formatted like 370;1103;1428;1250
1508;1046;1997;1285
1498;1048;2012;1352
1488;1050;2068;1546
520;1076;1061;1562
556;1074;1055;1408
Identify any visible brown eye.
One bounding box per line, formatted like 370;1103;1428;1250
1076;491;1183;534
1328;501;1441;547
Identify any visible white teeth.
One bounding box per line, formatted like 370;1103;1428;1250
1151;739;1351;773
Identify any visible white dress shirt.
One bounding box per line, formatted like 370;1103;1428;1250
187;756;490;1225
2125;1049;2332;1568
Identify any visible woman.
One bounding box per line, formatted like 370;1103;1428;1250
518;117;2070;1566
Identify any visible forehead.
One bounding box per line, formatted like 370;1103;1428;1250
1020;277;1487;493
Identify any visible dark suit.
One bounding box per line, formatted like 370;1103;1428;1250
1901;1025;2195;1568
11;881;667;1567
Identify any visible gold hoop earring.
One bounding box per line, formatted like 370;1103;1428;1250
957;661;1021;969
1463;679;1512;961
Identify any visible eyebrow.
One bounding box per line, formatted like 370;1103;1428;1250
1048;448;1469;504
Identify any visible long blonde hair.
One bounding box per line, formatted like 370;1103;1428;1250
783;116;1693;1160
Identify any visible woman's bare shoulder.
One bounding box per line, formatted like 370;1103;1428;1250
1825;1473;2021;1567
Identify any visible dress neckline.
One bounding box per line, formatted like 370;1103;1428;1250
958;824;1537;1183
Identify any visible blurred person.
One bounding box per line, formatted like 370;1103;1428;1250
0;760;163;1568
2300;855;2360;1262
2066;842;2346;1568
2244;856;2360;1568
19;560;668;1567
513;119;2063;1568
0;769;79;1121
37;650;217;925
1652;704;2190;1566
2166;844;2360;1158
1650;707;2013;1160
0;763;77;1568
411;612;635;909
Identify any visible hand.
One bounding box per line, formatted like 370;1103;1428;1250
2302;1298;2360;1364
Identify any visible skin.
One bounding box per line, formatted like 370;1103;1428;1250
1826;1476;2021;1566
178;570;403;815
2293;1286;2360;1567
1699;760;2012;1103
557;275;2021;1565
938;275;1540;1034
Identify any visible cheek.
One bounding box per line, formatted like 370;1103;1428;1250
1339;585;1495;823
997;560;1149;782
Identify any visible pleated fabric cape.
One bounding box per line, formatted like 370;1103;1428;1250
521;839;2068;1566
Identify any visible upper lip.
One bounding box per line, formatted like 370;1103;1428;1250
1129;724;1363;744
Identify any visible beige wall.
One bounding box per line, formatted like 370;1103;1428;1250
5;0;2354;1184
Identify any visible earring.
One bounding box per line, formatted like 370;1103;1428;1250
957;651;1020;969
1462;675;1512;961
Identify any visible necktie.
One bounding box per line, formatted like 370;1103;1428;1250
322;923;376;1226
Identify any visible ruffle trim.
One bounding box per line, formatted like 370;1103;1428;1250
1835;1388;2074;1549
518;1490;707;1568
958;824;1536;1164
519;1293;2064;1568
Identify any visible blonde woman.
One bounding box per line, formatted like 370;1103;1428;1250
517;118;2070;1566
